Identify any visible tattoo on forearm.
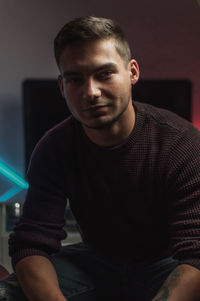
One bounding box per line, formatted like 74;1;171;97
153;265;186;301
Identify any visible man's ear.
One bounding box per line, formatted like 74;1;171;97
58;74;64;97
129;59;140;85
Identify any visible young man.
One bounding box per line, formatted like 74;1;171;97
5;16;200;301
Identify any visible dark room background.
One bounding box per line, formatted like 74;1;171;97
0;0;199;189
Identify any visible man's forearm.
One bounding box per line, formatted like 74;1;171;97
152;264;200;301
15;255;67;301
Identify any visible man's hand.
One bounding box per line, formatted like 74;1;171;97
151;264;200;301
16;255;68;301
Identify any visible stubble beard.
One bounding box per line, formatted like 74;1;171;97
81;96;132;130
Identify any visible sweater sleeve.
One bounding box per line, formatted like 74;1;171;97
167;126;200;270
9;131;68;269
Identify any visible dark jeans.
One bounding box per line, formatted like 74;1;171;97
0;243;179;301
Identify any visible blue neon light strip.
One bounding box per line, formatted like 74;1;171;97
0;162;28;189
0;161;29;203
0;186;22;202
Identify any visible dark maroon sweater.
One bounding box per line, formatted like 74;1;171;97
9;101;200;269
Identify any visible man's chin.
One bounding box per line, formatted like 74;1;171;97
83;121;113;130
82;116;116;130
77;103;129;130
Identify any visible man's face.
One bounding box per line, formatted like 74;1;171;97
58;39;139;131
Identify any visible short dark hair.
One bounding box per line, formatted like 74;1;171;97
54;16;132;67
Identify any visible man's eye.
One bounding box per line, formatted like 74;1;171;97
65;77;82;84
97;71;114;80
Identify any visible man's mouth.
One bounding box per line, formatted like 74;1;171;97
82;104;109;112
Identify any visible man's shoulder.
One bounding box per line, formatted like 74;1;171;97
32;115;79;158
39;115;79;145
134;100;195;135
46;115;76;138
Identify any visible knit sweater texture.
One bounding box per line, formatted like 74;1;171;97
9;101;200;269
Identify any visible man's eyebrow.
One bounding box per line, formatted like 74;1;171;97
62;63;117;77
93;63;118;72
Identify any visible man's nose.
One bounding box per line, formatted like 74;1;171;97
83;79;101;100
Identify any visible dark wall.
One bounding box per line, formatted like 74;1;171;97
0;0;199;194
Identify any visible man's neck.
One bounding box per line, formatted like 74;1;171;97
82;104;136;147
